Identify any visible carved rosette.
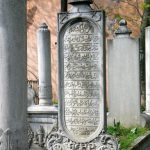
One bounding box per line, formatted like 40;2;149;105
46;130;119;150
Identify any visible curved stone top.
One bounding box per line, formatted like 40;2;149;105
115;19;132;35
69;0;93;4
38;23;49;31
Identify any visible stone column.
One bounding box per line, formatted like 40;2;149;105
37;23;52;105
0;0;27;149
145;26;150;115
107;20;141;127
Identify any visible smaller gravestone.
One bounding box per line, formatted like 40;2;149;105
107;19;150;127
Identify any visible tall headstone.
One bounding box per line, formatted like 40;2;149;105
145;26;150;115
37;23;52;105
107;20;141;127
0;0;27;149
46;0;118;149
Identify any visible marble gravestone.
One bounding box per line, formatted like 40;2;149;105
107;20;150;127
46;0;118;149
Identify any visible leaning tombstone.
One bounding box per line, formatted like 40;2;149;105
46;0;119;149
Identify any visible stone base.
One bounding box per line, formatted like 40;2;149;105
28;105;58;113
107;112;150;127
28;105;58;149
45;130;119;150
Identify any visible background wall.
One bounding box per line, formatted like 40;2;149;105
27;0;143;101
27;0;60;99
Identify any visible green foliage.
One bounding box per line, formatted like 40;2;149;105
141;3;150;10
114;14;122;21
141;105;146;112
107;122;149;149
52;99;58;104
143;3;150;9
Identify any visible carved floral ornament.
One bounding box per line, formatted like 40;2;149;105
46;130;119;150
0;128;12;150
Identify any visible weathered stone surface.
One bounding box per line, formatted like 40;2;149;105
46;130;118;150
63;21;102;140
107;20;141;127
28;105;58;149
145;26;150;115
48;1;119;149
37;23;52;105
58;7;106;143
0;0;27;149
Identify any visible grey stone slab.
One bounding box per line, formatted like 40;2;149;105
145;26;150;115
0;0;27;149
107;20;141;127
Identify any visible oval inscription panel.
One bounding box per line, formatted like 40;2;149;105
61;19;103;142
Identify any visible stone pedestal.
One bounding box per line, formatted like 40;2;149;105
37;23;52;105
28;105;58;149
107;20;149;127
145;26;150;115
0;0;27;149
28;23;57;149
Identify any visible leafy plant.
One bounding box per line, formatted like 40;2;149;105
52;99;58;105
107;121;149;149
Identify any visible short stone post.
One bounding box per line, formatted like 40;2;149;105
0;0;27;149
145;26;150;115
107;20;141;127
37;23;52;105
